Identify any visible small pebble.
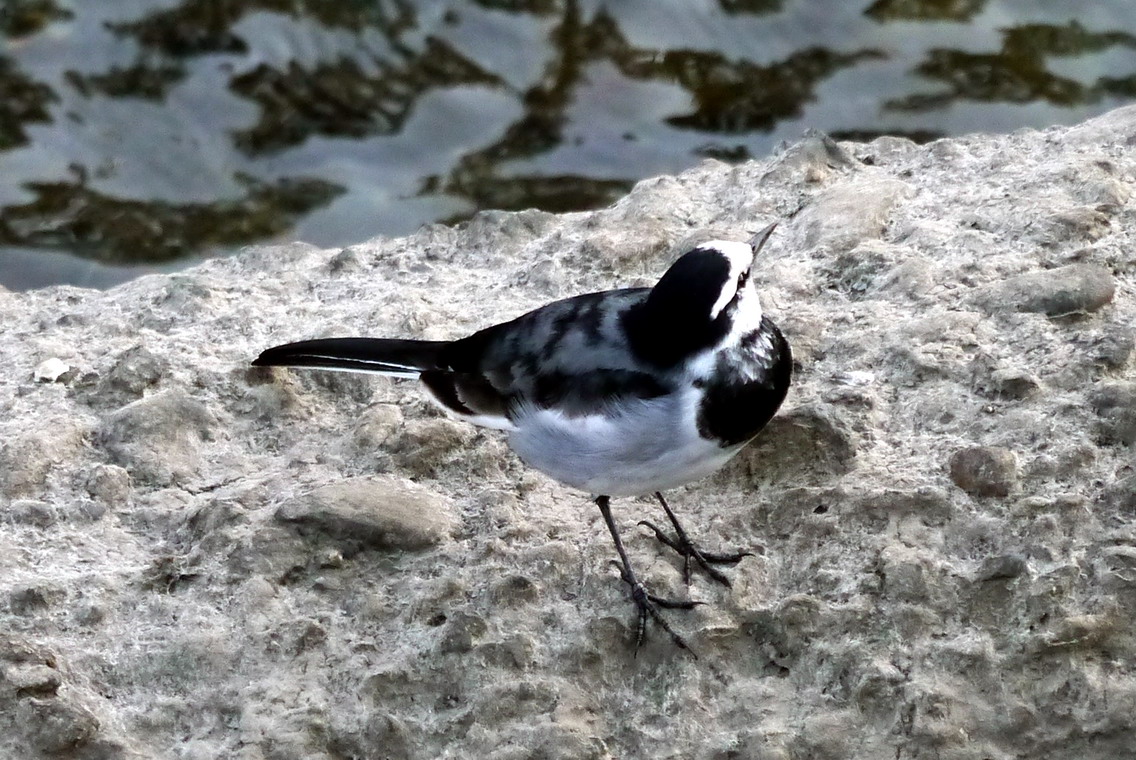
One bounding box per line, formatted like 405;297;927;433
971;359;1041;400
6;500;55;528
83;464;132;504
34;358;70;383
439;612;487;654
353;403;404;449
21;699;101;754
976;554;1029;582
96;391;216;487
1089;382;1136;446
393;418;476;475
1090;325;1134;370
975;264;1115;316
94;345;167;406
1108;475;1136;515
276;475;456;550
490;575;540;607
949;446;1018;497
7;664;62;697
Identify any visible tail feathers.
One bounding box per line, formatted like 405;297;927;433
252;338;448;378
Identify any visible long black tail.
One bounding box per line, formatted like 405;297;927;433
252;337;448;378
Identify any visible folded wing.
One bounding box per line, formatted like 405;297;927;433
253;288;675;430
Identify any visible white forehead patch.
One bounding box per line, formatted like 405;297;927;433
703;240;755;319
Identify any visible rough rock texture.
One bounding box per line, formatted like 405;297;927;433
2;106;1136;759
949;446;1019;498
276;476;457;551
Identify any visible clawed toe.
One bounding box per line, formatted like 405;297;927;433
612;561;702;610
699;548;755;564
616;569;699;658
596;495;706;658
637;520;682;552
639;516;753;587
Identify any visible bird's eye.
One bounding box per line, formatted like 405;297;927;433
736;270;749;289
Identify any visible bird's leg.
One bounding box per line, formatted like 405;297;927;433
594;495;699;657
638;492;754;586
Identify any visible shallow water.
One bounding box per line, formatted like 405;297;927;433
2;0;1135;289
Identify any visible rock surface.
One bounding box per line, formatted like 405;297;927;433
949;446;1019;498
2;106;1136;759
276;476;457;551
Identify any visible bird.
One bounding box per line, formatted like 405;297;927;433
252;223;792;655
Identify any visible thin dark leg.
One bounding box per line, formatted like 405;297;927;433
595;495;698;657
638;491;754;586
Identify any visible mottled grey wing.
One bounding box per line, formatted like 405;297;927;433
432;288;674;420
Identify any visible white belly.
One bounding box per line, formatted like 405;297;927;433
507;388;739;497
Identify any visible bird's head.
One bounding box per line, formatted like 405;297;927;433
628;223;777;366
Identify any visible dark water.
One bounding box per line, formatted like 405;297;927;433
2;0;1136;290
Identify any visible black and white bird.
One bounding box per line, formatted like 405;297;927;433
253;223;792;654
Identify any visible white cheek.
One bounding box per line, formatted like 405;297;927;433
727;284;764;340
700;240;755;320
709;282;738;319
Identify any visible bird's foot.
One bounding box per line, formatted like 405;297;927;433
613;562;701;658
637;519;754;587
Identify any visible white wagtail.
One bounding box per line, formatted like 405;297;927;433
253;223;792;655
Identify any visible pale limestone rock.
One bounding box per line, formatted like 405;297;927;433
276;475;456;550
796;176;912;252
96;390;217;487
973;263;1116;316
32;358;69;383
0;106;1133;760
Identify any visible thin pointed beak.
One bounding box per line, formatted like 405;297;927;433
747;222;778;259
